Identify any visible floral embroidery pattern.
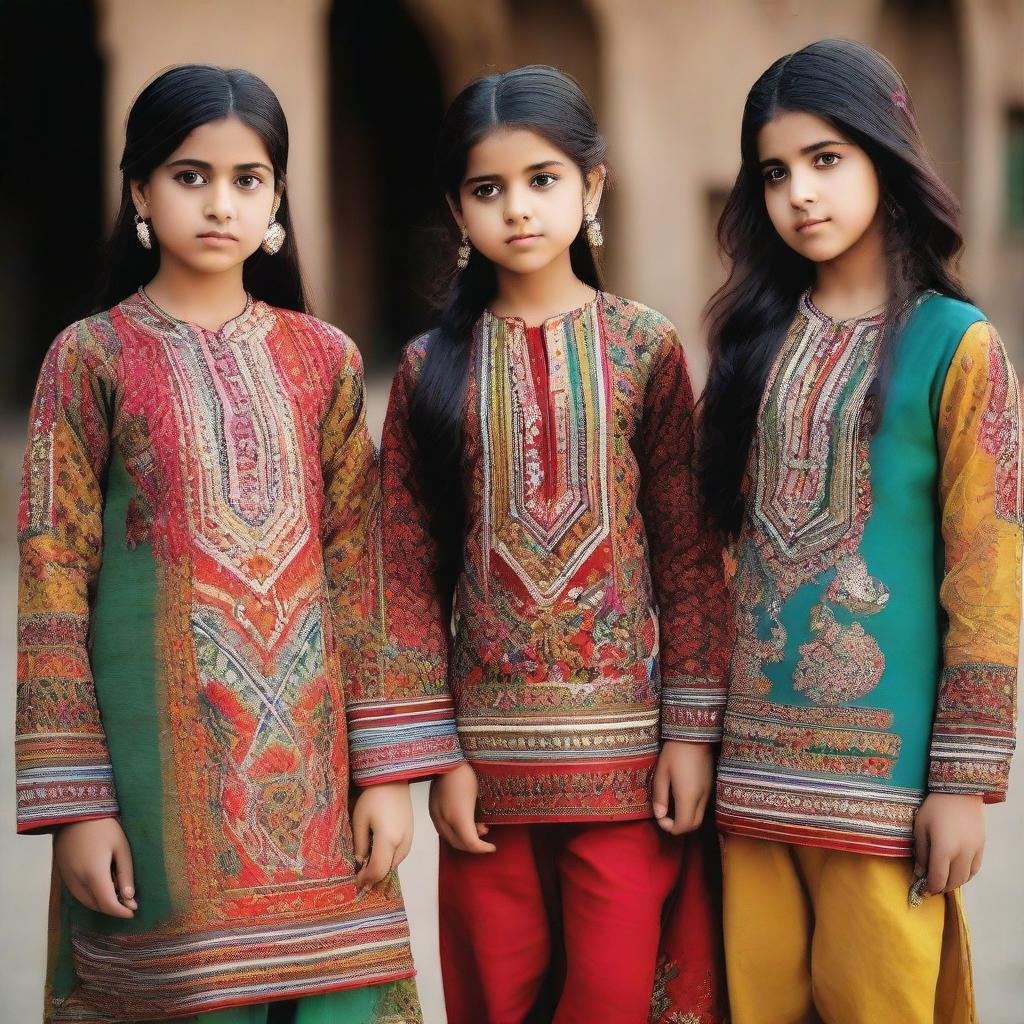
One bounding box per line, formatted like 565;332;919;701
16;298;422;1020
381;294;732;823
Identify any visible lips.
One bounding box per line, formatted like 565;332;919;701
796;218;828;233
507;234;540;244
198;231;238;241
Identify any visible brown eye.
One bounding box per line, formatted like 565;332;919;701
175;170;206;187
472;183;500;199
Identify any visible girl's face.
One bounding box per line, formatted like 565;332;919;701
131;116;279;275
450;128;604;277
757;111;881;264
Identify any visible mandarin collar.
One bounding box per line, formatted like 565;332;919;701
484;290;603;333
120;287;267;344
799;289;888;331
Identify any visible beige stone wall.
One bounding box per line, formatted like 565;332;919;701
92;0;1024;371
97;0;334;312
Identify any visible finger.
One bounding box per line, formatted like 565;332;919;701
946;851;973;893
86;869;134;919
452;813;496;854
652;760;670;820
912;822;929;879
434;816;464;851
65;875;100;913
352;803;370;870
926;846;952;896
356;835;396;890
476;823;490;836
968;848;985;882
393;834;413;870
695;791;710;828
670;805;701;836
113;834;138;910
667;775;700;835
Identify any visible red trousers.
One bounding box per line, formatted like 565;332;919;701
439;819;724;1024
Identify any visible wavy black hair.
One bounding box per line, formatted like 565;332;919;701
697;38;969;537
97;64;307;313
409;64;607;598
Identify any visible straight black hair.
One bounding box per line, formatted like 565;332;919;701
409;65;608;601
97;64;308;313
697;38;969;538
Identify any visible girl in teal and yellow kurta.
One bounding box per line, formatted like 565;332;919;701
15;66;429;1024
697;39;1020;1024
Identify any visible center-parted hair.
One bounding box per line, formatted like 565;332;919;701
697;38;969;538
97;64;307;313
410;64;608;603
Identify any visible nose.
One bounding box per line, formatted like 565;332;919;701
788;166;817;209
204;178;236;223
503;182;533;226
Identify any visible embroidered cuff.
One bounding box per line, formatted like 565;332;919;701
661;681;726;743
347;695;464;784
16;762;120;832
928;728;1014;803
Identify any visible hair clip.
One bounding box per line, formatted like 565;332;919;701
891;89;909;111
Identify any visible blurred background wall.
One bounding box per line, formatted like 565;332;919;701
1;0;1023;393
1;2;1022;1022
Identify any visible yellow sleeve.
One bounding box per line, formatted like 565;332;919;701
930;321;1021;801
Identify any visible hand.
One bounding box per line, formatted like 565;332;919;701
352;781;414;893
54;817;137;918
652;741;714;835
428;762;496;854
913;792;986;895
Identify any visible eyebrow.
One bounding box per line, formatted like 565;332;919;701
463;160;566;185
759;140;850;167
166;158;274;173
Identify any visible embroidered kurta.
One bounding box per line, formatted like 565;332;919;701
15;292;424;1022
716;292;1022;856
377;292;732;824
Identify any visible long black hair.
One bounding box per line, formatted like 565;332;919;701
697;38;968;538
409;65;608;599
97;64;308;313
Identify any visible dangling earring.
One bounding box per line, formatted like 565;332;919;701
262;216;286;255
585;211;603;248
456;228;471;271
135;214;152;250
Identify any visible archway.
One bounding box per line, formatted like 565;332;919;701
0;0;104;408
328;1;445;368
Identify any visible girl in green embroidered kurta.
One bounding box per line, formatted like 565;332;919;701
696;39;1020;1024
15;66;425;1023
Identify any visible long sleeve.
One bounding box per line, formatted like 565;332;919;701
349;343;462;784
639;329;733;743
16;323;118;832
930;320;1021;800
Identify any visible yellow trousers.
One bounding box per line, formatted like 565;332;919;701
721;834;975;1024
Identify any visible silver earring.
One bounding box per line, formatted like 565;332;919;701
456;228;471;271
135;214;152;250
262;217;286;255
585;211;603;248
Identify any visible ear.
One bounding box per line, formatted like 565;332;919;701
271;189;283;220
445;194;466;234
129;179;150;219
584;165;607;217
